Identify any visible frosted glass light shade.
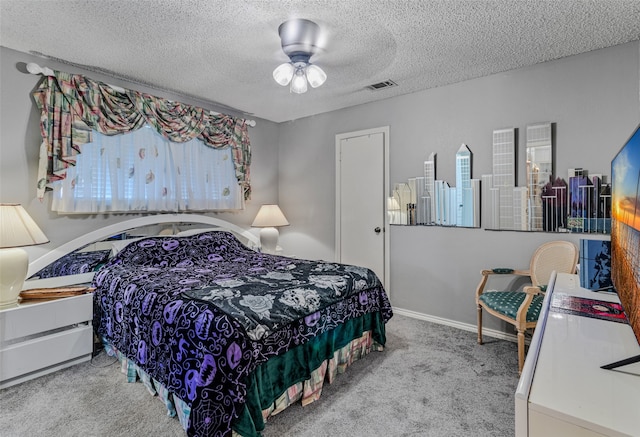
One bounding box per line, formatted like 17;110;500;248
290;69;308;94
305;64;326;88
273;62;294;86
273;60;326;93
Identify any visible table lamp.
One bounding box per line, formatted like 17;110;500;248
0;204;49;307
251;204;289;254
387;196;400;224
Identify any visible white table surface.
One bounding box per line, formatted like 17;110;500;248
527;273;640;436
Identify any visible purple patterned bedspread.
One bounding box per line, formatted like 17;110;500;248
93;231;392;436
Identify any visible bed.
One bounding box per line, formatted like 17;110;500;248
28;215;392;437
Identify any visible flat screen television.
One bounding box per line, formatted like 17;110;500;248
605;122;640;369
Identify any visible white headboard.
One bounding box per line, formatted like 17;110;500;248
25;214;259;287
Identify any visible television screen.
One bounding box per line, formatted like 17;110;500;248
611;122;640;347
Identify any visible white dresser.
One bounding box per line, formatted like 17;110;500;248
516;273;640;437
0;293;94;389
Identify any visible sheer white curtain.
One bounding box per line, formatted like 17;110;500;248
51;125;243;213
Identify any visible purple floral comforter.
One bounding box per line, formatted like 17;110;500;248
93;231;392;436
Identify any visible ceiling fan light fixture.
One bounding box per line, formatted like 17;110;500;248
305;64;326;88
274;18;326;93
273;62;294;86
290;68;308;94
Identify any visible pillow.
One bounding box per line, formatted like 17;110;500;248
110;238;144;256
112;232;251;268
78;241;117;253
158;227;178;236
176;227;219;237
179;228;258;250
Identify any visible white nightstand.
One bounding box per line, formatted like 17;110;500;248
0;293;94;389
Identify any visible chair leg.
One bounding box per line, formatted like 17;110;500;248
517;328;525;375
477;305;483;345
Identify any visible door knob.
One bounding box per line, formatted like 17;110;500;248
374;227;381;234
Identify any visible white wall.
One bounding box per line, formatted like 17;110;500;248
277;41;640;332
2;42;639;336
0;46;281;259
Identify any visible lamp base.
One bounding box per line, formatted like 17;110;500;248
259;227;280;254
0;247;28;307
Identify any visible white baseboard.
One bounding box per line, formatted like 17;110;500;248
392;307;519;344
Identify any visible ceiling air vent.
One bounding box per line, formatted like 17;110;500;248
366;80;397;91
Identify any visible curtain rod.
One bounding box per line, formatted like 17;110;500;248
25;62;257;127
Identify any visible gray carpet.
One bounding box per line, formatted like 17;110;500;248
0;314;519;436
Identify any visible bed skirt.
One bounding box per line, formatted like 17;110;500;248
102;326;384;436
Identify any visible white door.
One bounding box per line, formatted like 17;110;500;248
335;127;389;293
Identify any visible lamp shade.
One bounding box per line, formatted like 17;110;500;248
387;197;400;211
252;205;289;228
0;204;49;248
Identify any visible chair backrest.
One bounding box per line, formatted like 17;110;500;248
529;240;579;287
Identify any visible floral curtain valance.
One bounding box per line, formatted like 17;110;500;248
32;70;251;200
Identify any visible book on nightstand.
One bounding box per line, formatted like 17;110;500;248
19;286;94;301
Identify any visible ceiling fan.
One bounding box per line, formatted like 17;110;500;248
272;18;327;94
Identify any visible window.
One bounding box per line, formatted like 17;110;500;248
51;126;242;213
33;70;252;206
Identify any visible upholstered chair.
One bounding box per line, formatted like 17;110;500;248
475;240;579;374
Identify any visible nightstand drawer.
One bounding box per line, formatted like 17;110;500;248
0;293;94;388
0;325;93;382
0;293;93;342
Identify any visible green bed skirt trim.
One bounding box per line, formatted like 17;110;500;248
233;311;387;437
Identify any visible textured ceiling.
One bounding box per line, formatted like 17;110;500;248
1;0;639;123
